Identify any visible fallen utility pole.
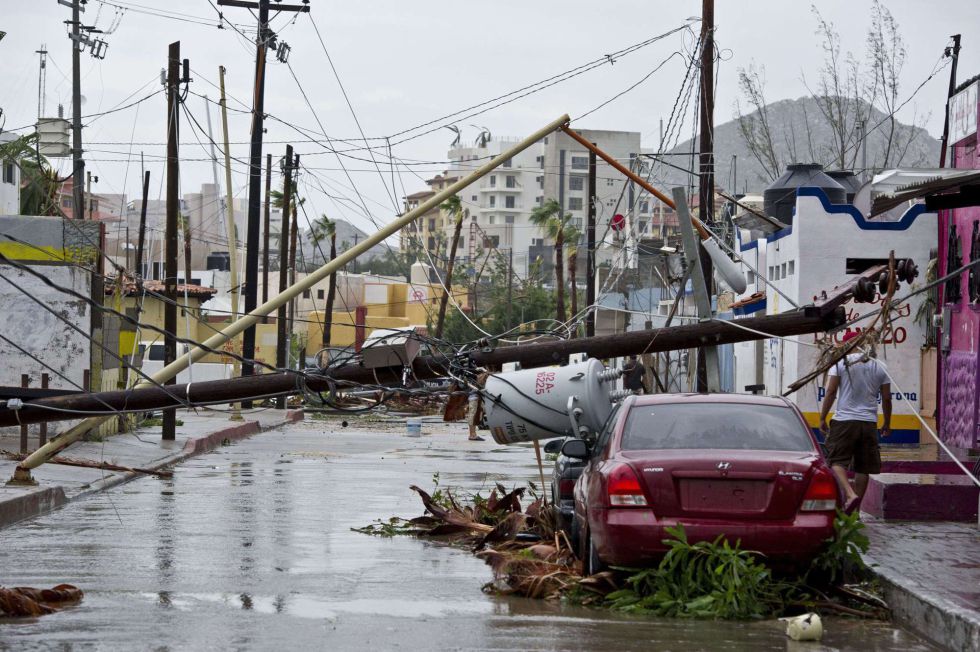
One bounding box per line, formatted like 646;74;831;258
7;113;572;483
0;306;845;427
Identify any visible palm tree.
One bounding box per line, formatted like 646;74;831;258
434;195;464;339
309;214;338;348
564;224;582;336
530;199;572;324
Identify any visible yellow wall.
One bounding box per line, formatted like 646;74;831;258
305;280;468;350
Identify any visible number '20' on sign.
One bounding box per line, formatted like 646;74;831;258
535;371;556;395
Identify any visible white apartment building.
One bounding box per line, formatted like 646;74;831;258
0;133;22;215
416;129;677;278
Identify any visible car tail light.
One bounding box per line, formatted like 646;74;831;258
559;479;576;496
801;468;838;512
607;464;648;507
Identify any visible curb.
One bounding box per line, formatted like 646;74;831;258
1;410;305;527
873;564;980;651
0;486;68;529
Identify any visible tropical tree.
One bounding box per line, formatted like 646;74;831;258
530;198;572;323
0;134;61;216
308;214;338;348
434;195;464;339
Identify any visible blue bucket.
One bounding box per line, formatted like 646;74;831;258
406;419;422;437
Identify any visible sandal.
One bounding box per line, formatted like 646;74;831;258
468;436;485;442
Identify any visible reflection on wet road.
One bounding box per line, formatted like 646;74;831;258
0;421;939;651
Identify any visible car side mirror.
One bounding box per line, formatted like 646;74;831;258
561;439;590;460
543;438;563;455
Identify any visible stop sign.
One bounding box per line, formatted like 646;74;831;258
610;213;626;231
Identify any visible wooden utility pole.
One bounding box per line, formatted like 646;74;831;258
263;152;272;307
163;41;181;441
2;306;847;427
134;170;150;280
276;146;294;409
216;0;310;390
695;0;715;392
939;34;962;168
70;0;84;221
435;205;464;339
287;153;300;366
586;148;597;337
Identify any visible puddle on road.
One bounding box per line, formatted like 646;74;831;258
141;592;493;620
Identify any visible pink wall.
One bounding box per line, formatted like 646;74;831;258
939;102;980;450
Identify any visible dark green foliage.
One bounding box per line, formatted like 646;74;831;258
607;512;876;619
606;524;776;619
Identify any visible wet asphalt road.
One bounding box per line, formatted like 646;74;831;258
0;418;940;651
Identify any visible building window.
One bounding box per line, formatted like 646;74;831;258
62;197;73;208
768;266;774;281
2;161;14;184
639;201;649;213
428;218;435;231
489;176;496;187
317;289;325;300
781;262;787;278
536;196;543;205
505;196;515;208
788;260;795;276
571;156;588;170
489;196;496;207
535;155;544;167
488;235;500;247
488;215;495;225
302;289;311;299
747;270;756;284
607;178;615;186
471;195;477;202
505;175;516;188
532;238;543;247
502;158;512;168
505;215;515;224
573;217;583;229
428;236;436;250
568;197;583;211
537;176;544;188
569;176;584;191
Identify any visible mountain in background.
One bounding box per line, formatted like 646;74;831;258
658;96;941;194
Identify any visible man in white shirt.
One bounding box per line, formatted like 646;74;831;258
818;330;892;512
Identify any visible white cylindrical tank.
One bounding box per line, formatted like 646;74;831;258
483;358;621;445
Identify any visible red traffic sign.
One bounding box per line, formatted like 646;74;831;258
610;213;626;231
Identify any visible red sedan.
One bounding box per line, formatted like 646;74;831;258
567;393;842;574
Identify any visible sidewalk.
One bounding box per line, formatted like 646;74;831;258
863;516;980;651
0;408;303;529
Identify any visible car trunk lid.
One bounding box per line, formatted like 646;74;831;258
620;450;821;520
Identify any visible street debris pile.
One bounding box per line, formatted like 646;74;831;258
0;584;83;617
355;479;890;621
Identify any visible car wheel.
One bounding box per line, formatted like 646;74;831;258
585;531;606;576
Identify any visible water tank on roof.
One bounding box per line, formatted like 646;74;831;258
206;251;231;271
763;163;846;224
826;170;862;204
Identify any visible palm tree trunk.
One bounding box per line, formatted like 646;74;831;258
435;213;464;339
568;250;577;337
554;230;565;323
323;233;337;348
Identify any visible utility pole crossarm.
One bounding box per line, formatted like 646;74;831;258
216;0;310;11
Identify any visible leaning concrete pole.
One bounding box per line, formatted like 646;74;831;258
10;114;572;483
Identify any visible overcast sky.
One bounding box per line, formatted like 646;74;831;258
2;0;977;236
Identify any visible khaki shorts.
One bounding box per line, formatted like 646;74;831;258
825;419;881;474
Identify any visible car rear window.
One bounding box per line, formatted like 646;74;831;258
621;403;813;452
